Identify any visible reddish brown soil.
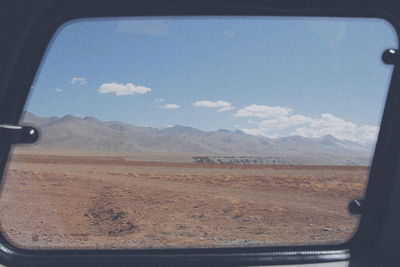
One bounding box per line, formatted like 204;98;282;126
0;153;368;249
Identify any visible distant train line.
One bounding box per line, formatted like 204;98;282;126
193;156;293;165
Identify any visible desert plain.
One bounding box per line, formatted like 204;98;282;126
0;149;368;249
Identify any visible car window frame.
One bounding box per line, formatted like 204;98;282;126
0;0;400;266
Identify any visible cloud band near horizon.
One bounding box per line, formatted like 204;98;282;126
235;104;378;144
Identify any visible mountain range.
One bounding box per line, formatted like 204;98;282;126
19;111;374;165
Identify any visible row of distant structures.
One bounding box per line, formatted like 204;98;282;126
193;156;293;165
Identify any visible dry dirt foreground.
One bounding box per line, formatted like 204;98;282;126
0;152;368;249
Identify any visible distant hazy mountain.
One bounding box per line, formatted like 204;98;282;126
19;111;374;165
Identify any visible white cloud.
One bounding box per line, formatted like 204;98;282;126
235;104;378;144
98;82;151;96
290;114;379;144
54;88;63;92
234;104;291;118
160;104;180;109
258;114;312;131
116;20;168;36
70;77;87;85
192;100;234;112
223;29;235;39
154;98;166;102
309;113;356;129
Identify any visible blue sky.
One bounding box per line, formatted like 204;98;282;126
27;17;398;144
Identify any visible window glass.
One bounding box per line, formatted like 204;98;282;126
0;17;397;249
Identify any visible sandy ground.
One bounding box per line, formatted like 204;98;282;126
0;152;368;249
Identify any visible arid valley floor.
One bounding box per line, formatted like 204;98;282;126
0;151;368;249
